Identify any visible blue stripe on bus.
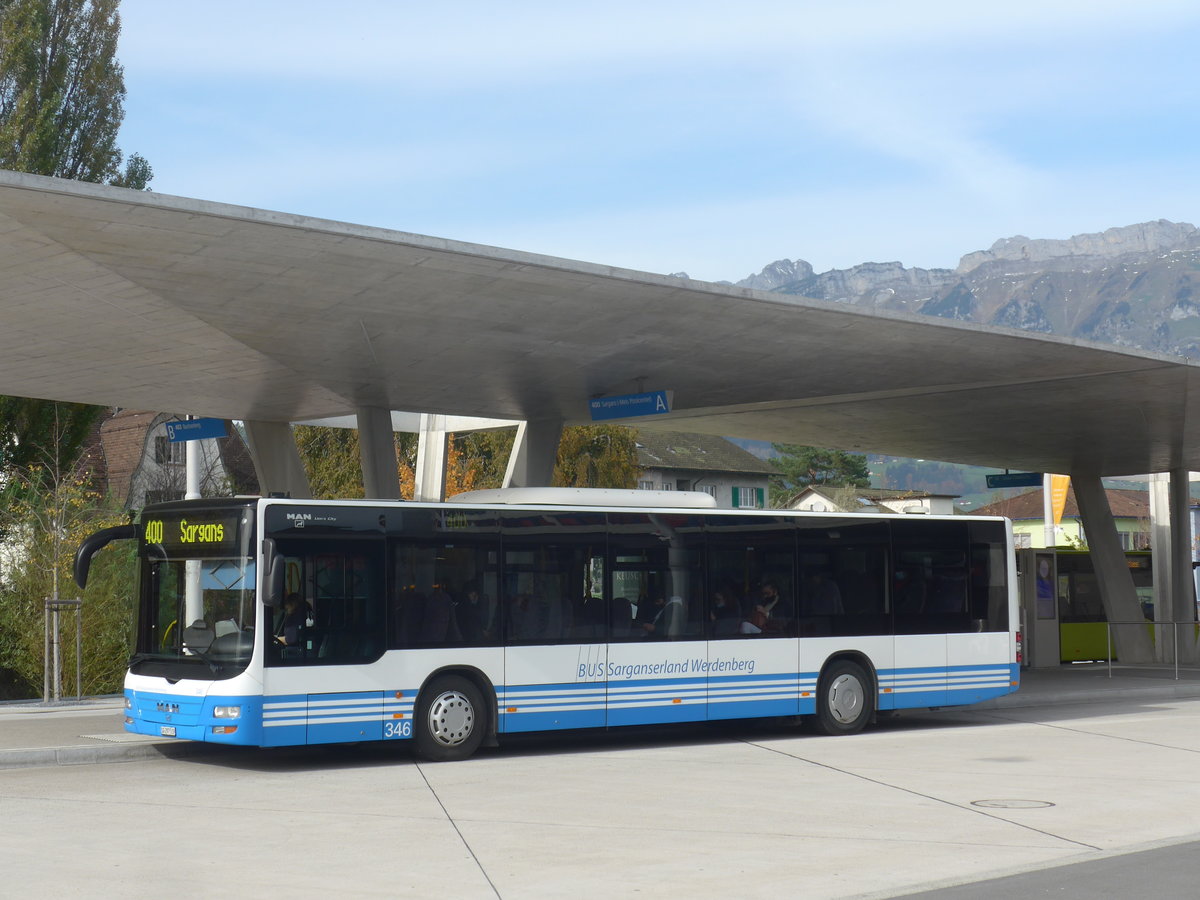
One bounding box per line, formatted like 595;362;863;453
879;663;1016;710
133;662;1018;747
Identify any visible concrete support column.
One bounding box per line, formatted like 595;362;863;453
1169;468;1195;626
414;414;449;502
1149;473;1172;625
356;406;401;500
503;418;563;488
242;420;312;499
1073;473;1153;662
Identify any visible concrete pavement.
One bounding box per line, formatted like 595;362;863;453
4;663;1200;770
6;671;1200;899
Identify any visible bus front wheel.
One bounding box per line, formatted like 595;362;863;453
813;660;873;735
414;675;487;762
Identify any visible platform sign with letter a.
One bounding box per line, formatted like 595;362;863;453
165;417;228;442
589;390;673;421
985;471;1042;489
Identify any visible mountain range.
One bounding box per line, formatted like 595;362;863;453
711;219;1200;498
722;219;1200;356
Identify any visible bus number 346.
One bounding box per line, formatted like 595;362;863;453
384;720;412;739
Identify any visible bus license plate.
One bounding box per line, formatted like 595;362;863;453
160;725;176;737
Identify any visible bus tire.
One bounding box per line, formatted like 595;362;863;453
813;659;873;736
414;675;487;762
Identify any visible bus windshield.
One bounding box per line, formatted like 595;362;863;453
134;504;257;680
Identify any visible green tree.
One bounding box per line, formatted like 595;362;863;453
0;397;102;489
769;443;871;507
295;423;637;498
0;0;151;186
454;429;516;491
293;424;364;499
0;407;133;698
553;425;639;489
0;0;153;484
0;1;151;697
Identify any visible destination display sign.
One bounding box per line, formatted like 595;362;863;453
141;510;251;559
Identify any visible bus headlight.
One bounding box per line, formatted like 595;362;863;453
213;705;242;719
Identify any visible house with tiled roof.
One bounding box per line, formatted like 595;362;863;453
635;431;775;509
98;409;258;508
788;486;960;516
972;487;1150;549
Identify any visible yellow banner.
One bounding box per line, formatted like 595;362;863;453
1049;474;1071;525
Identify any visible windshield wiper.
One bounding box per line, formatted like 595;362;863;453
183;644;224;674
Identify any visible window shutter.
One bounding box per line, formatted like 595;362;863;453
755;487;765;509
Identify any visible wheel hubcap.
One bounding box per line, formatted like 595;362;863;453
827;674;864;724
428;690;475;746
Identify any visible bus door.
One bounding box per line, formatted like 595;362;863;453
891;522;966;708
497;511;608;733
796;519;893;712
704;516;801;721
605;514;707;727
260;520;388;746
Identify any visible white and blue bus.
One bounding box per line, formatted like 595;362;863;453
75;489;1020;761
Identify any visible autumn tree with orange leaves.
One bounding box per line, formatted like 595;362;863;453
295;424;638;499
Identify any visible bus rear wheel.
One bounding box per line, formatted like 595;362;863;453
813;660;873;735
414;675;487;762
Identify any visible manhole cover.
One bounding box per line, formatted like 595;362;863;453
971;799;1055;809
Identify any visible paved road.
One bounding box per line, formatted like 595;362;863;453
3;697;1200;898
905;838;1200;899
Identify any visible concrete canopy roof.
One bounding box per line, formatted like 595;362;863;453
1;169;1197;478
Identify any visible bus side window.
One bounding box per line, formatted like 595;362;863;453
268;539;384;666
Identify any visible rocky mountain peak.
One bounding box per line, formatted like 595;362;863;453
737;258;815;292
956;220;1200;274
734;220;1200;357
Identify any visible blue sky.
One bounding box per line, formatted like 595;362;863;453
115;0;1200;283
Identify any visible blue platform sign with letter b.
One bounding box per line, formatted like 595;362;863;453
589;390;673;421
165;418;228;442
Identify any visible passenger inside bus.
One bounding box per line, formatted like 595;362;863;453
710;587;742;636
639;595;685;639
800;569;844;616
455;587;493;643
752;581;794;632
